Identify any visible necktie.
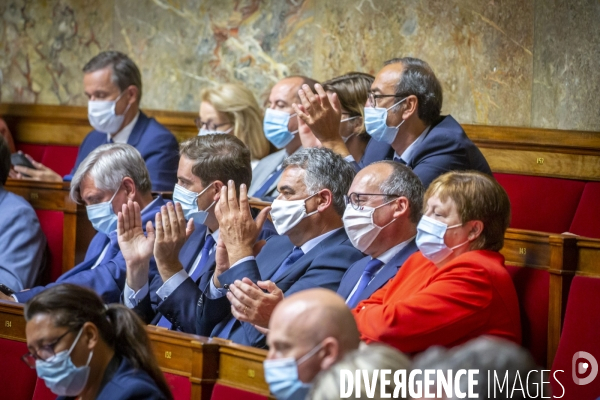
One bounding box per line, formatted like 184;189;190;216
393;156;407;165
189;234;216;282
270;247;304;282
252;168;283;198
157;234;215;330
346;258;384;308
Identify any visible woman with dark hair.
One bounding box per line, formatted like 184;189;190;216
23;283;172;400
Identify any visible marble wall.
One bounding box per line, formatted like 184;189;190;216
0;0;599;131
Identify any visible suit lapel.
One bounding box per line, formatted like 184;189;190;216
126;111;150;147
179;225;207;270
258;236;295;281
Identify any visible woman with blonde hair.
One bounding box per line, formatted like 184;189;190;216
23;284;172;400
197;83;271;164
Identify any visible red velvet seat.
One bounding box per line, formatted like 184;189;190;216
32;377;57;400
164;372;191;400
569;182;600;239
15;143;79;177
0;338;38;400
506;265;550;367
34;209;64;283
551;276;600;398
210;383;268;400
494;173;586;233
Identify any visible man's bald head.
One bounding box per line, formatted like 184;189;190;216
267;288;360;383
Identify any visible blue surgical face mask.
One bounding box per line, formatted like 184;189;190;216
86;186;120;234
264;342;324;400
36;327;93;397
263;108;298;149
198;127;233;136
364;98;407;145
172;183;215;225
416;215;469;264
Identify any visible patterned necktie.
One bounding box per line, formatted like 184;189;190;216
252;168;283;198
346;258;384;308
271;247;305;282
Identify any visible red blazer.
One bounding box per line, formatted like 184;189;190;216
353;250;521;354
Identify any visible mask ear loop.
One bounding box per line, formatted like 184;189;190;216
371;197;399;229
304;192;322;218
297;341;325;366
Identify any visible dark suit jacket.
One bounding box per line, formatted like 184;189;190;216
68;112;179;191
196;228;364;347
134;210;277;332
57;356;168;400
337;239;418;303
14;196;166;304
358;115;491;187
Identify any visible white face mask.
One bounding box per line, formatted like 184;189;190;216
198;127;233;136
270;193;319;235
88;92;131;134
342;200;397;253
416;215;470;263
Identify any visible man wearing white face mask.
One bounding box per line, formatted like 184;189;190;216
0;144;166;305
294;58;491;188
195;147;364;347
11;51;179;192
117;134;276;332
249;76;319;201
337;161;423;307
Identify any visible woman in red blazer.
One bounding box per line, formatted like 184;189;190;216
353;171;521;354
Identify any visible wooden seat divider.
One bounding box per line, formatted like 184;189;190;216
3;179;96;276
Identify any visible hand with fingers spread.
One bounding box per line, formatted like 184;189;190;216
293;83;349;157
12;154;62;182
118;200;155;291
153;202;195;281
227;278;284;329
296;103;322;149
214;180;271;266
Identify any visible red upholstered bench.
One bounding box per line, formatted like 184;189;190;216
569;182;600;239
551;276;600;398
32;377;56;400
494;173;586;233
164;372;192;400
506;265;550;367
210;383;268;400
34;210;64;284
15;143;79;177
0;338;38;400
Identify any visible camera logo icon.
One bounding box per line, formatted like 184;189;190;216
572;351;598;385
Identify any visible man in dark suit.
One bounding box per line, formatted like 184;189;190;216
293;57;491;187
0;143;164;304
117;135;276;331
338;161;423;307
11;51;179;192
197;147;364;348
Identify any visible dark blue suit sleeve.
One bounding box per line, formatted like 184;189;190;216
156;277;202;333
141;128;179;192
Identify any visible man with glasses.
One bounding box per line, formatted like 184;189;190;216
11;51;179;192
195;147;364;347
294;57;491;188
338;161;423;307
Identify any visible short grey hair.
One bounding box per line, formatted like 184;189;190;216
83;51;143;101
308;344;411;400
413;337;542;400
282;147;356;216
70;143;151;203
376;161;424;223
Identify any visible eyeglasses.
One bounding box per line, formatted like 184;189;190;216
367;93;405;108
194;117;231;131
344;192;399;210
21;329;72;368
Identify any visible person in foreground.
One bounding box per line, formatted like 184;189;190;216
308;344;411;400
353;170;521;353
265;288;361;400
23;284;171;400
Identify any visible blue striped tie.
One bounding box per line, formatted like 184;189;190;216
346;258;384;308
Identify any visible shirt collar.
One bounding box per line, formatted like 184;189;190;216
108;111;140;143
394;125;431;164
206;228;220;244
299;227;341;254
376;235;416;265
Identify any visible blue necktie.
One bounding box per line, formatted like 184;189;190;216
346;258;384;308
252;168;283;198
271;247;304;282
213;246;304;339
393;156;407;165
157;234;215;329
